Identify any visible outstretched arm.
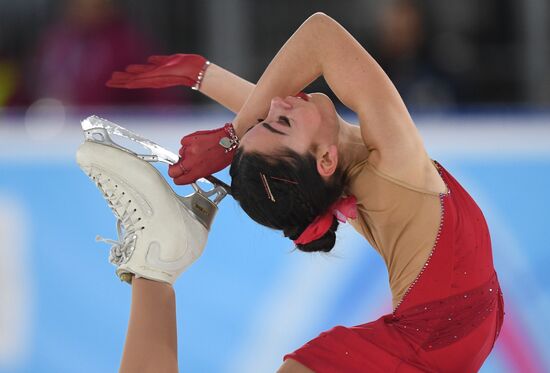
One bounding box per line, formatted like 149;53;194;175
107;54;254;115
198;63;254;114
119;278;178;373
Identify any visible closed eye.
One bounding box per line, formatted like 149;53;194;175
244;119;264;135
278;116;291;127
262;122;287;135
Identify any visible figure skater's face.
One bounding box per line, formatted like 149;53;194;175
239;93;339;156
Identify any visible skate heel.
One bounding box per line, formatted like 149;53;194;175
180;182;227;230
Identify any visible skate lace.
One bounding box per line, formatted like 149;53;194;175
90;171;142;266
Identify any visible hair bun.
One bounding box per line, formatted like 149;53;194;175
295;218;339;253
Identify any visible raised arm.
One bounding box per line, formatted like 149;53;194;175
233;13;424;165
199;63;254;114
107;54;255;115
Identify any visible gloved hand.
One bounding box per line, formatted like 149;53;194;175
106;54;209;90
168;123;239;185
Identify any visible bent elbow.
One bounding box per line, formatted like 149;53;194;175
306;12;332;25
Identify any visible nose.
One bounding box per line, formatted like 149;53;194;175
271;96;292;110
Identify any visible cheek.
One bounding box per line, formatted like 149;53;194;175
241;125;264;142
291;131;315;153
303;112;324;134
295;106;321;127
239;129;263;150
240;128;284;154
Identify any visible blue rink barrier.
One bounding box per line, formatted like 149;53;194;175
0;112;549;373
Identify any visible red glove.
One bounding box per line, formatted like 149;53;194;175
168;123;239;185
106;54;209;90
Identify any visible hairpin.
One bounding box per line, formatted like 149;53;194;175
260;173;276;202
270;176;298;185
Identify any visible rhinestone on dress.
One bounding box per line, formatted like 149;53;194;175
392;174;448;315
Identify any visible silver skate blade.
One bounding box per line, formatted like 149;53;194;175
81;115;231;224
179;176;230;230
81;115;179;165
204;175;232;197
191;180;228;205
180;183;228;230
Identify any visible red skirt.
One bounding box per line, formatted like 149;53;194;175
284;162;505;373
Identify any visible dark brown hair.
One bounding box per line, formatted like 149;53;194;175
230;147;346;252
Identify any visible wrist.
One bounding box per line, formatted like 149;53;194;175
192;59;211;91
219;123;239;152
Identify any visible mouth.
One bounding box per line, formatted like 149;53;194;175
294;92;309;101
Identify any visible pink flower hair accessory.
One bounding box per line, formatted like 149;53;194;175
293;195;357;245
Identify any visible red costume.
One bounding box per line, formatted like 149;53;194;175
285;162;504;372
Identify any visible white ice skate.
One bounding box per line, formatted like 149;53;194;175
76;116;228;284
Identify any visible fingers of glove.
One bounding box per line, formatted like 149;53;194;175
110;75;193;89
106;75;139;88
180;127;224;146
171;153;233;185
176;151;201;169
125;64;157;74
129;74;193;87
175;145;224;172
123;76;188;89
147;55;172;65
179;149;232;170
168;158;207;180
168;160;185;178
171;161;203;185
177;143;213;158
181;135;209;147
173;160;231;185
107;80;173;89
173;170;201;185
174;76;195;87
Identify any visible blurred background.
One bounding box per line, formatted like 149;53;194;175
0;0;549;372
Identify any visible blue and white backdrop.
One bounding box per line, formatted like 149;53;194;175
0;109;549;372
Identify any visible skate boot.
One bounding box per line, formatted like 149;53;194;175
76;116;228;284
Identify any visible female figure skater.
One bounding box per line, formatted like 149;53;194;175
107;13;504;372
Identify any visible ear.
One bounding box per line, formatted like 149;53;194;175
316;144;338;177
